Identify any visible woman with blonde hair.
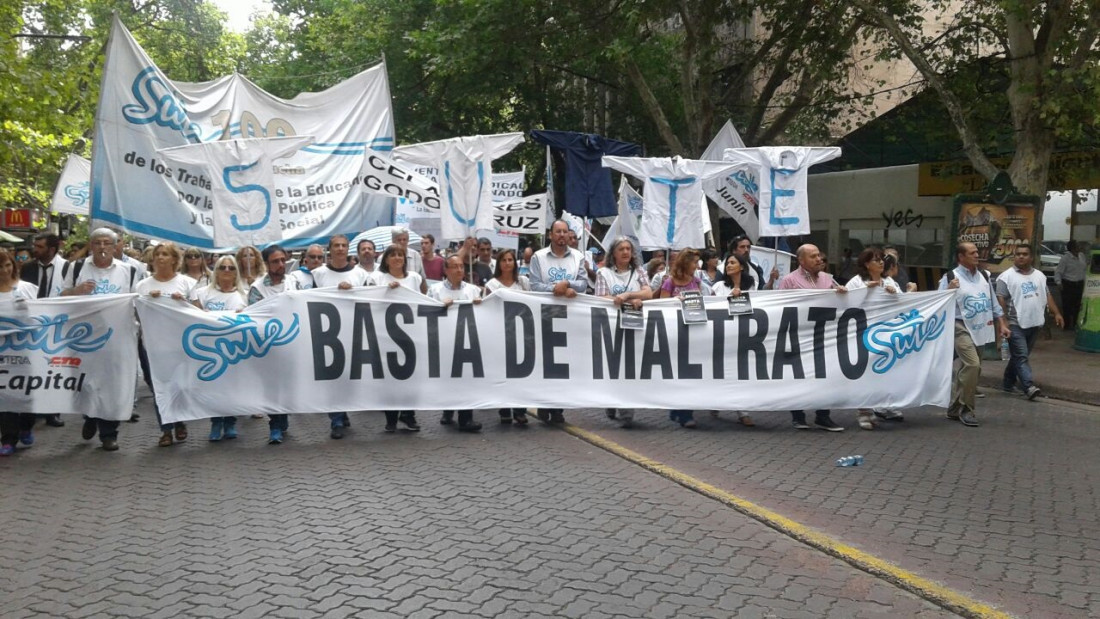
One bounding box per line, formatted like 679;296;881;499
0;248;39;455
180;247;211;288
658;248;704;428
235;245;265;287
190;255;249;441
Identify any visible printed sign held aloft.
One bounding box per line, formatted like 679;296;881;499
493;193;546;234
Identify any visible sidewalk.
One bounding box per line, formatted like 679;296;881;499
979;326;1100;404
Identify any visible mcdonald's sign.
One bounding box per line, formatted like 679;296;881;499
2;208;34;230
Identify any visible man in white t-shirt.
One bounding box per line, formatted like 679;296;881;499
427;255;484;433
310;234;368;438
995;244;1064;400
61;228;140;452
247;244;301;444
527;220;587;425
107;227;147;281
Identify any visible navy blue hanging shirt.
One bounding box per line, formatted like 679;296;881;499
530;130;642;218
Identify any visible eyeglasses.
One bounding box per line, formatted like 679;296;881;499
306;254;324;260
186;254;202;259
217;265;237;271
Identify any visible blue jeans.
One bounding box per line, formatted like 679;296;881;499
1003;325;1040;391
328;412;349;428
669;410;694;425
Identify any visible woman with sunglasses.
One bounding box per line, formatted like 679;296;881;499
135;243;197;447
369;245;424;433
180;248;211;288
191;256;249;441
0;248;39;456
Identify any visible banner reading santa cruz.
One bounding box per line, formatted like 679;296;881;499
91;15;395;249
137;288;955;423
0;295;139;418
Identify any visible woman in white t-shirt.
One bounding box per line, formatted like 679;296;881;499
706;254;757;427
595;238;652;428
180;248;211;289
190;255;249;441
0;249;38;456
484;249;530;294
369;245;423;433
845;247;901;429
135;243;197;448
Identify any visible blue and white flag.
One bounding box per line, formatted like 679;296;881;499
50;154;92;216
91;15;395;249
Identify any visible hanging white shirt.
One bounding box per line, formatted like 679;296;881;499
721;147;841;237
158;137;313;247
394;133;525;242
601;156;740;249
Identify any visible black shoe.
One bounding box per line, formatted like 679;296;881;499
499;410;513;424
81;418;98;441
128;413;140;423
536;410;550;422
549;411;565;424
45;415;65;428
457;421;482;433
330;426;344;439
791;415;810;430
384;423;397;433
399;413;420;432
440;411;455;425
960;411;980;427
815;417;844;432
101;439;119;452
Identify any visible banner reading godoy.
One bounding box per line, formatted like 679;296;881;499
50;154;92;216
137;287;956;423
158;137;315;247
0;295;139;418
92;15;395;249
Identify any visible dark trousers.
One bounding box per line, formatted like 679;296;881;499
138;339;182;433
0;412;35;446
83;416;120;440
1062;280;1084;329
443;410;474;424
385;410;415;425
791;410;830;423
269;414;289;432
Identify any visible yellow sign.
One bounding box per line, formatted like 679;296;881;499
955;202;1036;275
919;151;1100;196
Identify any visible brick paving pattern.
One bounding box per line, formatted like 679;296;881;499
0;393;952;618
570;393;1100;618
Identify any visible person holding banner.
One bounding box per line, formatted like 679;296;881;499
706;254;757;428
0;249;39;456
312;235;369;291
778;244;847;432
596;238;652;429
294;245;325;289
391;228;427;293
731;235;778;291
939;243;1010;427
429;255;485;432
843;248;902;429
246;245;300;444
190;255;248;440
529;220;588;425
22;233;68;428
658;249;707;428
181;248;211;288
370;245;424;434
356;239;378;277
135;243;197;447
61;228;141;452
484;249;531;426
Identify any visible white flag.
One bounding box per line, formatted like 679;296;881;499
701;120;759;240
159;136;313;247
50;154;92;216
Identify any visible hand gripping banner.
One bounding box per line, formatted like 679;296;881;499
91;15;395;249
136;288;956;423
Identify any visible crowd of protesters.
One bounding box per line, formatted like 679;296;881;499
0;223;1064;455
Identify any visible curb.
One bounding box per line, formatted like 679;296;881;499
977;374;1096;407
558;422;1013;619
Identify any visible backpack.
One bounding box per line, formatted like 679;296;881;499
62;258;138;291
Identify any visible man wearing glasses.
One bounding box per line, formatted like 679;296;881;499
292;244;325;289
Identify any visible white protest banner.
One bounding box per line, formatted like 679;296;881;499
50;154;92;216
701;120;759;239
493;194;546;234
136;287;955;422
544;145;557;228
601;178;641;249
750;245;795;281
91;15;395;249
158;136;314;248
492;169;525;203
0;295;138;418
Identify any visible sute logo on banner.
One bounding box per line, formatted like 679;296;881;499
0;315;114;354
64;182;91;207
122;66;203;141
862;309;947;374
183;314;300;381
